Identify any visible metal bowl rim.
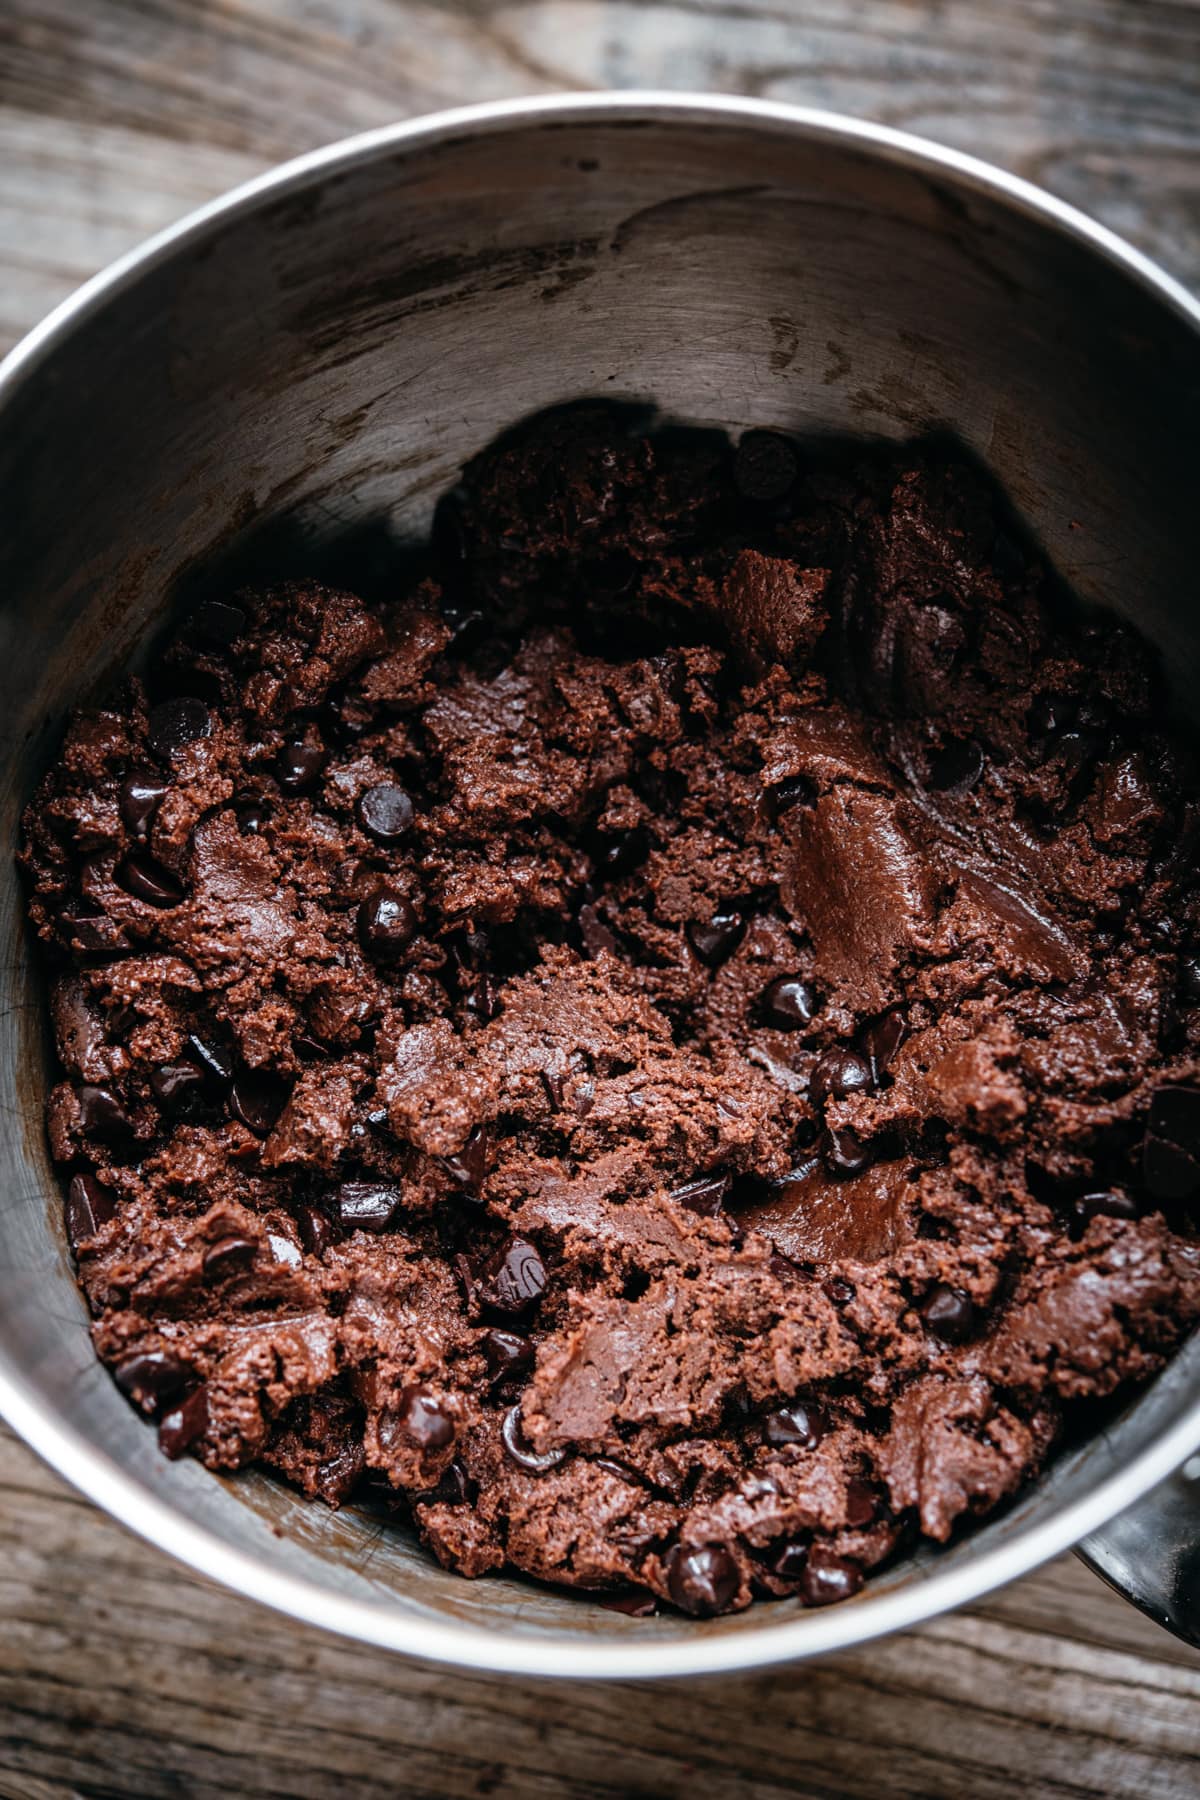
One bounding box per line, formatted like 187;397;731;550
1;90;1198;1679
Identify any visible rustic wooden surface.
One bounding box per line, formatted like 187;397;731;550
1;2;1199;1796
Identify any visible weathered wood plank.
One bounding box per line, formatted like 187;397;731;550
0;6;1199;1795
0;1424;1197;1800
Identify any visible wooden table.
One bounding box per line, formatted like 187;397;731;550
0;4;1198;1794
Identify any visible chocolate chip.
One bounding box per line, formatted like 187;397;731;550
920;1282;977;1341
77;1083;135;1143
116;854;184;907
1071;1189;1139;1236
381;1385;456;1451
764;1401;827;1449
235;797;272;835
767;774;816;820
441;1124;491;1191
821;1126;871;1177
687;908;746;967
799;1547;862;1606
483;1328;534;1384
928;738;984;793
150;1061;208;1120
767;1538;810;1581
809;1048;872;1107
356;783;415;845
825;1276;855;1305
598;1590;660;1617
501;1405;566;1472
478;1235;547;1319
190;599;246;647
859;1007;907;1084
412;1457;476;1508
733;430;798;502
296;1203;338;1255
1029;693;1075;743
202;1235;256;1280
357;887;417;962
65;1172;117;1248
1144;1084;1200;1204
666;1543;740;1617
844;1477;878;1527
594;826;649;881
333;1180;402;1232
276;730;327;792
114;1350;190;1414
1179;955;1200;1008
229;1070;289;1136
119;772;168;844
314;1441;365;1507
158;1385;209;1459
186;1033;234;1088
63;912;132;954
761;975;817;1031
147;696;212;760
668;1173;730;1217
578;901;619;959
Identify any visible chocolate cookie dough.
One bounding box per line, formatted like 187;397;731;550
21;406;1200;1617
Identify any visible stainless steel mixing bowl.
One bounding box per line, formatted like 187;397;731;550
1;95;1198;1678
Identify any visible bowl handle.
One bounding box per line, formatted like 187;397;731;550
1078;1456;1200;1647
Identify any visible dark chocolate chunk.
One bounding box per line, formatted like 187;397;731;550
1070;1189;1139;1236
380;1385;456;1451
150;1061;208;1120
733;430;798;502
767;774;816;820
821;1126;871;1177
119;772;168;844
809;1048;872;1107
114;1350;191;1414
594;826;649;881
202;1235;257;1280
598;1590;660;1617
147;696;212;760
799;1547;863;1607
441;1124;492;1190
501;1405;566;1472
1144;1084;1200;1204
229;1070;289;1136
314;1441;365;1507
483;1328;534;1384
761;975;817;1031
844;1477;879;1527
276;730;327;792
116;854;184;906
927;737;984;793
920;1282;977;1342
157;1385;209;1459
859;1007;907;1085
478;1236;547;1319
357;887;417;962
666;1543;740;1616
235;797;272;835
296;1203;339;1256
190;599;246;646
334;1180;402;1232
186;1033;235;1088
77;1083;135;1143
65;1172;117;1248
412;1457;475;1508
767;1538;810;1581
1178;955;1200;1008
763;1401;827;1449
668;1173;730;1217
356;783;415;844
686;908;746;967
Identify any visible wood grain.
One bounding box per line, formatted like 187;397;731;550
1;1423;1198;1800
1;4;1199;1795
0;0;1198;353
